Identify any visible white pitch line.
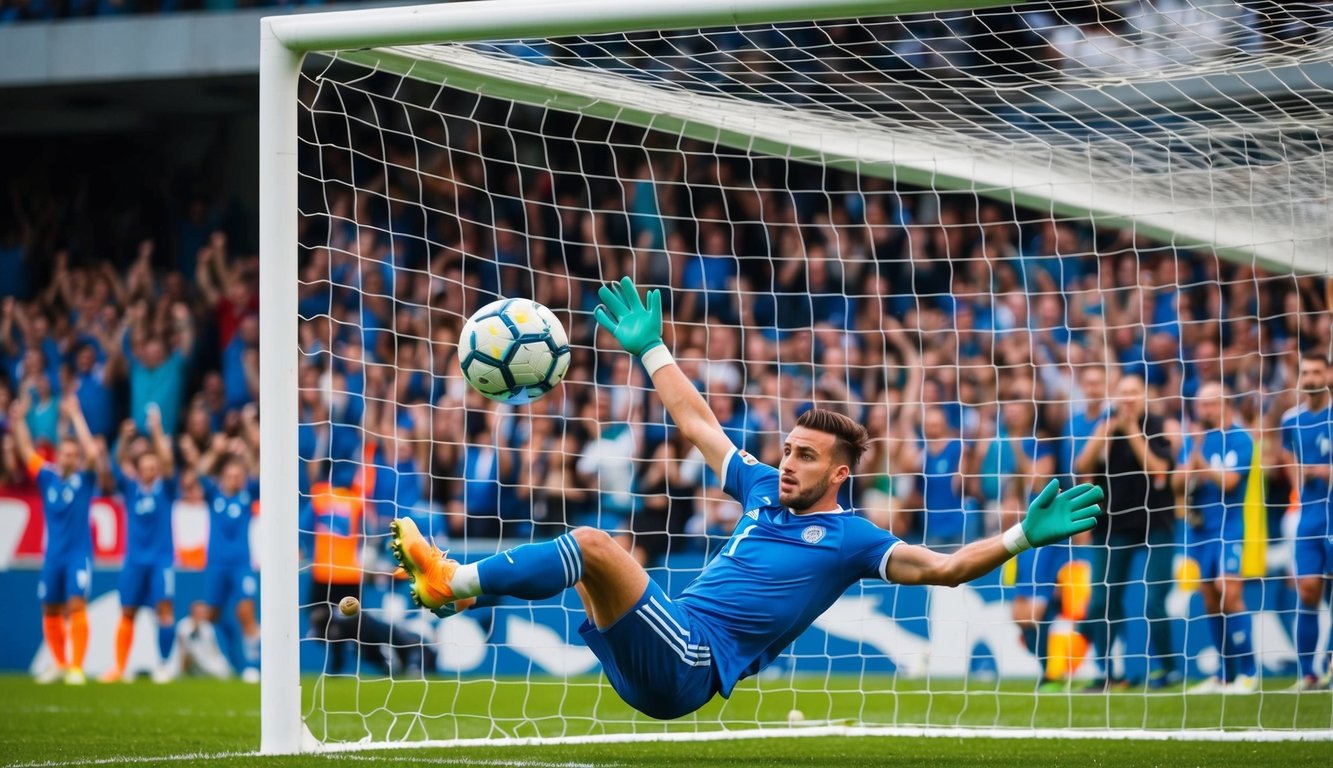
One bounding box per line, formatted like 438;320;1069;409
328;755;619;768
4;752;620;768
4;753;253;768
11;705;259;718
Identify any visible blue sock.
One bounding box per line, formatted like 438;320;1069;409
157;623;175;662
1208;614;1226;678
1295;602;1320;679
477;532;583;600
1227;612;1256;678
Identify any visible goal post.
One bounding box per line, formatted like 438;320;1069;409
264;0;1014;50
259;0;1333;755
257;22;304;757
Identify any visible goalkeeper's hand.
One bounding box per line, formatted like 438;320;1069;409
594;277;664;357
1022;480;1103;548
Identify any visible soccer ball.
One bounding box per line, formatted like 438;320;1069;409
458;298;571;404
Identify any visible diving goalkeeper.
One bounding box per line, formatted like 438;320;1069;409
392;277;1103;719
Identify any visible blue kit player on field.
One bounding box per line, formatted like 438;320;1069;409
390;278;1105;719
1281;353;1333;691
197;449;262;682
913;407;970;548
1177;382;1257;694
103;406;179;684
1009;542;1081;691
12;393;107;686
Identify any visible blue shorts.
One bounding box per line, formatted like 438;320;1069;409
1293;531;1333;578
1010;545;1073;605
1187;537;1244;581
578;579;718;720
204;566;257;609
119;563;175;608
38;555;91;605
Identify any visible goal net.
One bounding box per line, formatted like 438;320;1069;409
261;0;1333;751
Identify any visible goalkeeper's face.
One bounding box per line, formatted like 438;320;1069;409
779;427;847;512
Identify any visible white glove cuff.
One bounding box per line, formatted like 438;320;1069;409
640;345;675;376
1003;523;1032;555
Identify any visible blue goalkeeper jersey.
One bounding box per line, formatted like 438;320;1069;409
676;448;902;697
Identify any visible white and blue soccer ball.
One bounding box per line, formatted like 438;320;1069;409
458;297;571;404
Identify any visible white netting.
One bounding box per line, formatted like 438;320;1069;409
289;1;1333;746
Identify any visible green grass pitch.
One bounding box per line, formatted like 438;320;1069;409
2;675;1330;767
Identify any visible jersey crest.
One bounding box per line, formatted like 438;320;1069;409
801;525;826;544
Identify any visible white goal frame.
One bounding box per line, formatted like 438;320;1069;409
258;0;1333;755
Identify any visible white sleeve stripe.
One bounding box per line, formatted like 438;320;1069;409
878;540;903;583
720;446;737;483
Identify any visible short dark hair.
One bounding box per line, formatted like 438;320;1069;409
1300;351;1330;367
219;453;247;473
795;408;869;471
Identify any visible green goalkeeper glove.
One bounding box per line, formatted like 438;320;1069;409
1007;480;1104;553
594;277;664;357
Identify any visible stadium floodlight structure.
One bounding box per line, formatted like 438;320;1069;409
259;0;1333;755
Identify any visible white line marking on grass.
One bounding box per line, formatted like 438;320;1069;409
11;705;260;717
5;753;619;768
5;752;253;768
310;726;1333;748
329;756;618;768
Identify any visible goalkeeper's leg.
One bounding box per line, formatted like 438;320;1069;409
567;527;651;628
390;519;648;625
391;520;711;718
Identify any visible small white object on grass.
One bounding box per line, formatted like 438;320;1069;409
339;596;361;617
786;709;805;725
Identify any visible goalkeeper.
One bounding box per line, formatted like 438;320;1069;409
392;278;1103;719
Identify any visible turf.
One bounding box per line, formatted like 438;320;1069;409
2;675;1330;767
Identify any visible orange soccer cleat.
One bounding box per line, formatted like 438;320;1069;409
389;517;462;612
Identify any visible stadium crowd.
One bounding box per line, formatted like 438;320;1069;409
0;0;325;23
5;0;1333;68
4;32;1331;687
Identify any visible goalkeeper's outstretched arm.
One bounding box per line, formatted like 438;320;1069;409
594;277;735;476
886;480;1103;587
